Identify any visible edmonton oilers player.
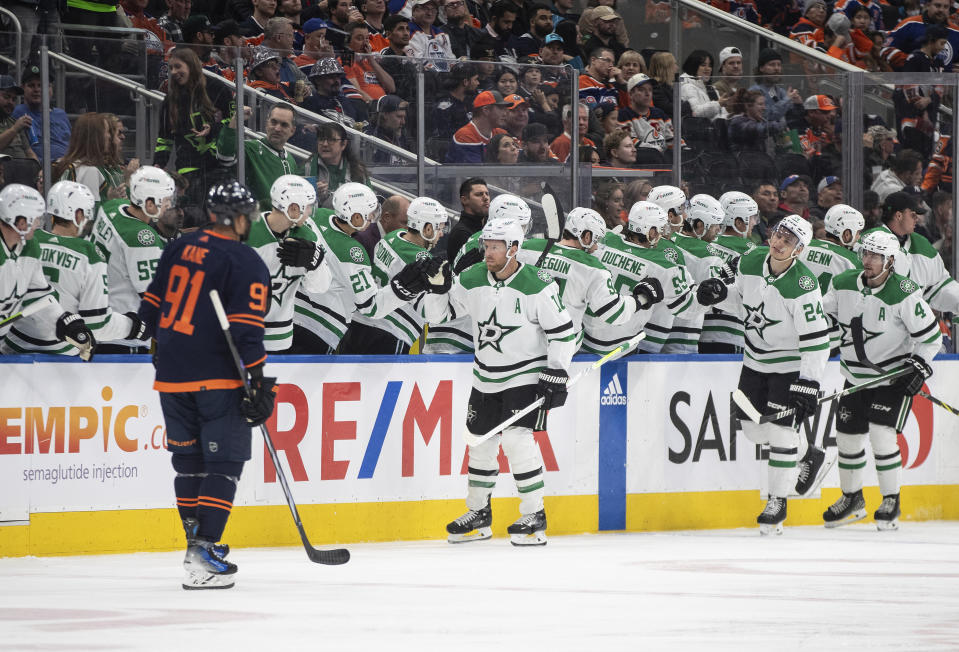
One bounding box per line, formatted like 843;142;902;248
139;181;276;590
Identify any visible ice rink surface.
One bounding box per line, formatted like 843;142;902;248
3;522;959;652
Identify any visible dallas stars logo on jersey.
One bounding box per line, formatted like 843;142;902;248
477;309;519;352
838;321;881;349
743;302;781;338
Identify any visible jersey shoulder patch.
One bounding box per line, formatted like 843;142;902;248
777;261;820;299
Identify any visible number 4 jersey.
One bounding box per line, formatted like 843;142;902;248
139;229;271;392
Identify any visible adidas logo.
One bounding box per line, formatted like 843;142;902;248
601;373;627;406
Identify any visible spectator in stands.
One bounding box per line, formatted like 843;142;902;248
602;130;635;168
713;46;743;99
484;1;521;56
795;95;840;164
648;51;680;119
871;148;924;202
593;179;624;228
408;0;441;35
360;0;388;36
749;48;803;124
776;174;811;220
880;0;953;70
486;132;520;165
431;64;478;146
210;20;247;74
623;178;652;207
378;15;417;101
516;3;555;57
442;0;484;58
52;113;127;202
13;66;71;162
589;103;617;146
790;0;826;49
727;88;786;156
355;194;410;258
540;32;574;83
122;0;174;59
503;94;530;143
0;77;36;163
326;0;366;51
157;0;190;42
864;124;897;182
240;0;278;36
894;24;948;159
447;176;489;259
153;47;225;208
618;73;672;162
809;175;842;220
294;19;335;74
446;90;509;163
750;180;779;244
263;18;310;85
302;57;364;124
519;122;556;162
579;47;618;108
550;101;594;163
614;50;646;103
680;50;728;121
343;22;396;103
309;121;370;199
517;66;541;101
367;94;411;163
835;0;883;31
495;68;520;97
553;20;585;70
579;5;626;61
278;0;305;46
581;144;600;164
549;0;578;27
248;46;294;100
182;15;216;64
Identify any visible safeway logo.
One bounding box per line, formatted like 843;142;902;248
601;373;627;406
898;383;934;469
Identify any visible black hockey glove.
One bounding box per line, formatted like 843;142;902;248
787;378;820;421
424;258;452;294
278;237;325;271
452;247;483;275
55;312;96;361
898;355;932;396
125;312;150;341
718;256;740;285
537;367;569;410
390;259;429;301
696;278;728;306
632;276;664;309
241;366;278;427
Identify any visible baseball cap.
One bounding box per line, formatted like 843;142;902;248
411;0;438;6
804;94;839;111
0;75;22;94
505;93;527;110
376;94;408;113
182;15;213;41
626;73;653;92
21;64;45;84
884;190;926;216
592;6;620;21
718;46;742;69
817;176;840;193
472;90;510;109
522;122;549;143
779;174;812;192
544;33;564;46
211;19;242;41
302;18;329;34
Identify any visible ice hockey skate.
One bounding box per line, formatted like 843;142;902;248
182;541;237;590
874;494;901;531
182;517;230;558
446;501;492;543
823;490;867;528
757;497;786;535
507;510;547;546
794;445;834;496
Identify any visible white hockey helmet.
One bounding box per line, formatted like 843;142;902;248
719;191;758;233
0;184;45;241
406;196;449;243
488;193;532;233
646;185;686;212
824;203;865;248
332;182;380;230
47;181;96;227
858;230;899;267
564;206;606;251
687;193;724;233
772;214;812;253
270;174;316;227
626;200;668;245
128;166;176;219
480;216;525;250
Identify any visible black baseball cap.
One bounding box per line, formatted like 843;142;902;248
0;75;22;94
183;15;214;41
21;64;46;84
883;190;926;217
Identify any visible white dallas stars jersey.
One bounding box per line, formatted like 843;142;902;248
90;198;167;346
585;232;700;354
720;247;830;380
423;262;577;393
800;237;861;350
700;234;757;348
662;234;723;353
352;229;433;346
293;210;408;350
248;215;331;351
517;238;637;336
823;269;940;385
863;225;959;314
0;236;59;342
423;231;480;354
3;230;135;355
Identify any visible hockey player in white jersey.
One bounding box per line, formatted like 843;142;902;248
802;204;863;289
343;196;448;354
647;184;687;237
247;175;331;352
821;231;939;530
89;166;180;353
517;207;663;343
423;219;578;546
711;214;832;534
292;182;430;353
2;181;148;355
0;184;95;360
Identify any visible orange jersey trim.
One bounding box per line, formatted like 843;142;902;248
154;379;244;393
201;229;235;241
244;354;268;369
229;317;265;328
228;313;265;322
143;293;161;307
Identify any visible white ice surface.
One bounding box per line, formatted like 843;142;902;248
4;523;959;652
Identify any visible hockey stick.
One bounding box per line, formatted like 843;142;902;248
209;290;350;566
0;295;57;328
462;331;645;448
733;366;913;425
534;183;563;268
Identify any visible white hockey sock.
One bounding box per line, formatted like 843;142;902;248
741;420;769;445
836;432;867;493
465;432;500;510
767;424;798;497
501;426;545;515
870;425;902;496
